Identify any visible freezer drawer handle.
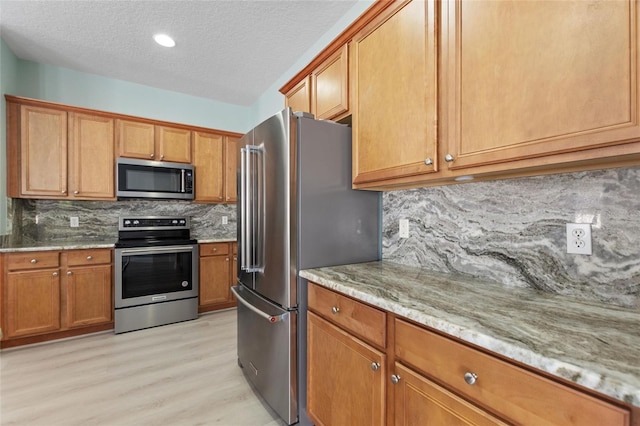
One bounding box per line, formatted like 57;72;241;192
231;286;288;323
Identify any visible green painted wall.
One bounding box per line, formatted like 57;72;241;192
1;38;19;234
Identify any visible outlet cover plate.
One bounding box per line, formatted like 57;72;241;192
399;219;409;238
566;223;592;255
70;217;79;228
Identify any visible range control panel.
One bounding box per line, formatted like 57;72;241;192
119;217;190;231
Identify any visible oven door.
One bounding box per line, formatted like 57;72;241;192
115;244;199;308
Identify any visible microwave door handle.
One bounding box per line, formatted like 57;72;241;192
180;169;186;193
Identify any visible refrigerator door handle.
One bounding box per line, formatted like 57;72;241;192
242;144;265;273
231;286;288;323
240;147;249;271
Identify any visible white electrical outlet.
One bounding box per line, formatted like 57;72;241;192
70;216;79;228
566;223;592;255
222;216;228;225
399;219;409;238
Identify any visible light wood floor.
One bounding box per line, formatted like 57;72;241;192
0;309;284;426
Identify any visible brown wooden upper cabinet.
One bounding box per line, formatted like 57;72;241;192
285;76;312;116
284;44;350;121
117;119;191;163
6;100;115;200
351;0;437;188
439;0;640;174
192;132;238;203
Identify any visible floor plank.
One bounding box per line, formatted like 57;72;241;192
0;309;284;426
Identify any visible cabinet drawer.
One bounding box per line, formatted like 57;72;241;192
199;243;229;257
66;249;111;266
308;282;385;348
6;251;59;271
395;319;630;426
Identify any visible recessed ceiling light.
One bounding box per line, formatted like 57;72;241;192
153;34;175;48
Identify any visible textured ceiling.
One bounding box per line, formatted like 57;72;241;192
0;0;358;106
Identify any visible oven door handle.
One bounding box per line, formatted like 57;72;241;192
118;246;195;256
231;286;288;323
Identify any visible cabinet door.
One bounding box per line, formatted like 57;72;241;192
224;136;239;203
20;105;68;197
68;113;115;200
156;125;191;163
393;363;508;426
5;269;61;338
442;0;640;171
66;265;112;328
307;311;385;426
230;243;238;301
351;0;437;187
117;120;155;160
285;76;312;114
312;44;349;120
199;254;231;307
193;131;224;202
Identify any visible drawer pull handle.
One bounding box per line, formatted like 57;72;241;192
31;259;37;264
331;306;340;315
390;374;401;384
87;255;93;260
464;372;478;385
371;362;380;372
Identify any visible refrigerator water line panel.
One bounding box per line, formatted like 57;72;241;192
232;108;381;425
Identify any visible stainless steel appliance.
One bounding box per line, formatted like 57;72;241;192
232;109;380;425
114;216;199;334
116;158;194;200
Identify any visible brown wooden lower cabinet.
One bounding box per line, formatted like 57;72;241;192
198;242;237;313
307;311;385;426
393;363;508;426
306;281;633;426
1;249;114;348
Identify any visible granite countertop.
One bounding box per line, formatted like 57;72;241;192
0;238;236;252
0;240;116;253
299;260;640;408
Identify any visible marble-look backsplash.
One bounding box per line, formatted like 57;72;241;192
382;166;640;311
7;198;237;244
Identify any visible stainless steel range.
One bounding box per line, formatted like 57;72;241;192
114;216;199;334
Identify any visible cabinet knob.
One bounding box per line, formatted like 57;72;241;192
464;372;478;385
160;154;165;160
67;271;72;276
225;258;230;262
371;362;380;372
150;153;155;158
73;190;79;195
87;255;93;260
61;189;67;194
52;272;58;277
424;158;433;166
213;247;217;252
31;259;37;264
390;374;401;384
233;256;237;261
331;306;340;315
445;154;455;162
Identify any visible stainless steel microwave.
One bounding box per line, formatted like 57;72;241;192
116;158;194;200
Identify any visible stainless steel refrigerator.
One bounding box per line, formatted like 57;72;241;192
231;108;380;425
